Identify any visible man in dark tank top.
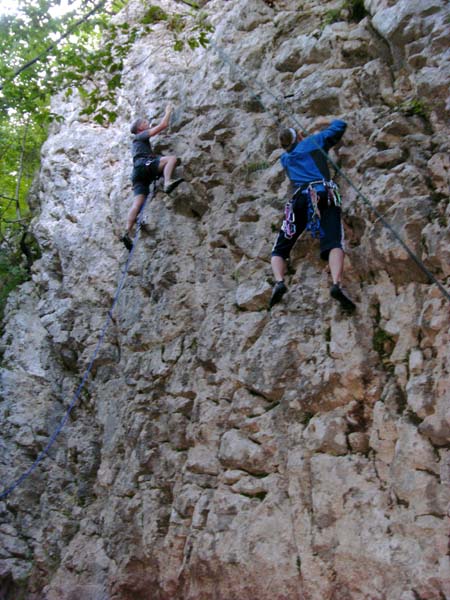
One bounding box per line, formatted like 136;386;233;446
121;104;184;250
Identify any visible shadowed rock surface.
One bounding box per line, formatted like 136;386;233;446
0;1;449;599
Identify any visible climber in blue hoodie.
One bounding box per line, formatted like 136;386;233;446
270;118;356;312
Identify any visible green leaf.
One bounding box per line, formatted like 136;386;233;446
141;6;168;25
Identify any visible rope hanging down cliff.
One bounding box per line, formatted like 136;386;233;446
0;186;154;501
209;40;450;304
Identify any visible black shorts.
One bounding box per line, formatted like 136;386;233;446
271;191;344;261
131;157;161;196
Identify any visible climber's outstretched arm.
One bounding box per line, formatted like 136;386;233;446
148;104;173;137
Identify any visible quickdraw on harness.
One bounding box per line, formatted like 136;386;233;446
281;179;342;240
281;199;296;238
324;179;342;208
306;183;322;238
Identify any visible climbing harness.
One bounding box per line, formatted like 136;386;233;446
145;158;158;169
0;184;156;500
282;179;342;240
307;179;341;238
298;179;342;208
209;40;450;303
132;157;159;172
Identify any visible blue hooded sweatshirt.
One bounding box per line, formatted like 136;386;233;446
280;119;347;191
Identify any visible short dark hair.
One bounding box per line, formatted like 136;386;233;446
279;127;296;149
130;118;145;135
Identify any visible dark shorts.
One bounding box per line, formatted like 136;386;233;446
131;157;161;196
271;191;344;261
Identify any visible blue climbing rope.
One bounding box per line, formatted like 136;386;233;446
0;184;155;500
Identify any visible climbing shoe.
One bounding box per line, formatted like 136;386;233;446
330;283;356;313
120;233;133;251
164;178;184;194
269;280;287;308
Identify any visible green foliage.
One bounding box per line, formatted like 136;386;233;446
344;0;367;22
437;214;447;228
398;97;429;118
0;114;47;327
324;0;367;25
0;120;46;220
247;160;270;174
324;7;342;25
0;246;29;325
373;327;395;358
300;411;314;425
170;10;213;52
0;0;213;324
140;5;168;24
0;1;214;125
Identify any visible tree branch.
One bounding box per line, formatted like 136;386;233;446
14;123;29;221
0;0;108;90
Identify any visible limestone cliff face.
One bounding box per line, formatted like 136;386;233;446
1;1;449;599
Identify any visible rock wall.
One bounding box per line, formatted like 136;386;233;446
1;0;449;599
